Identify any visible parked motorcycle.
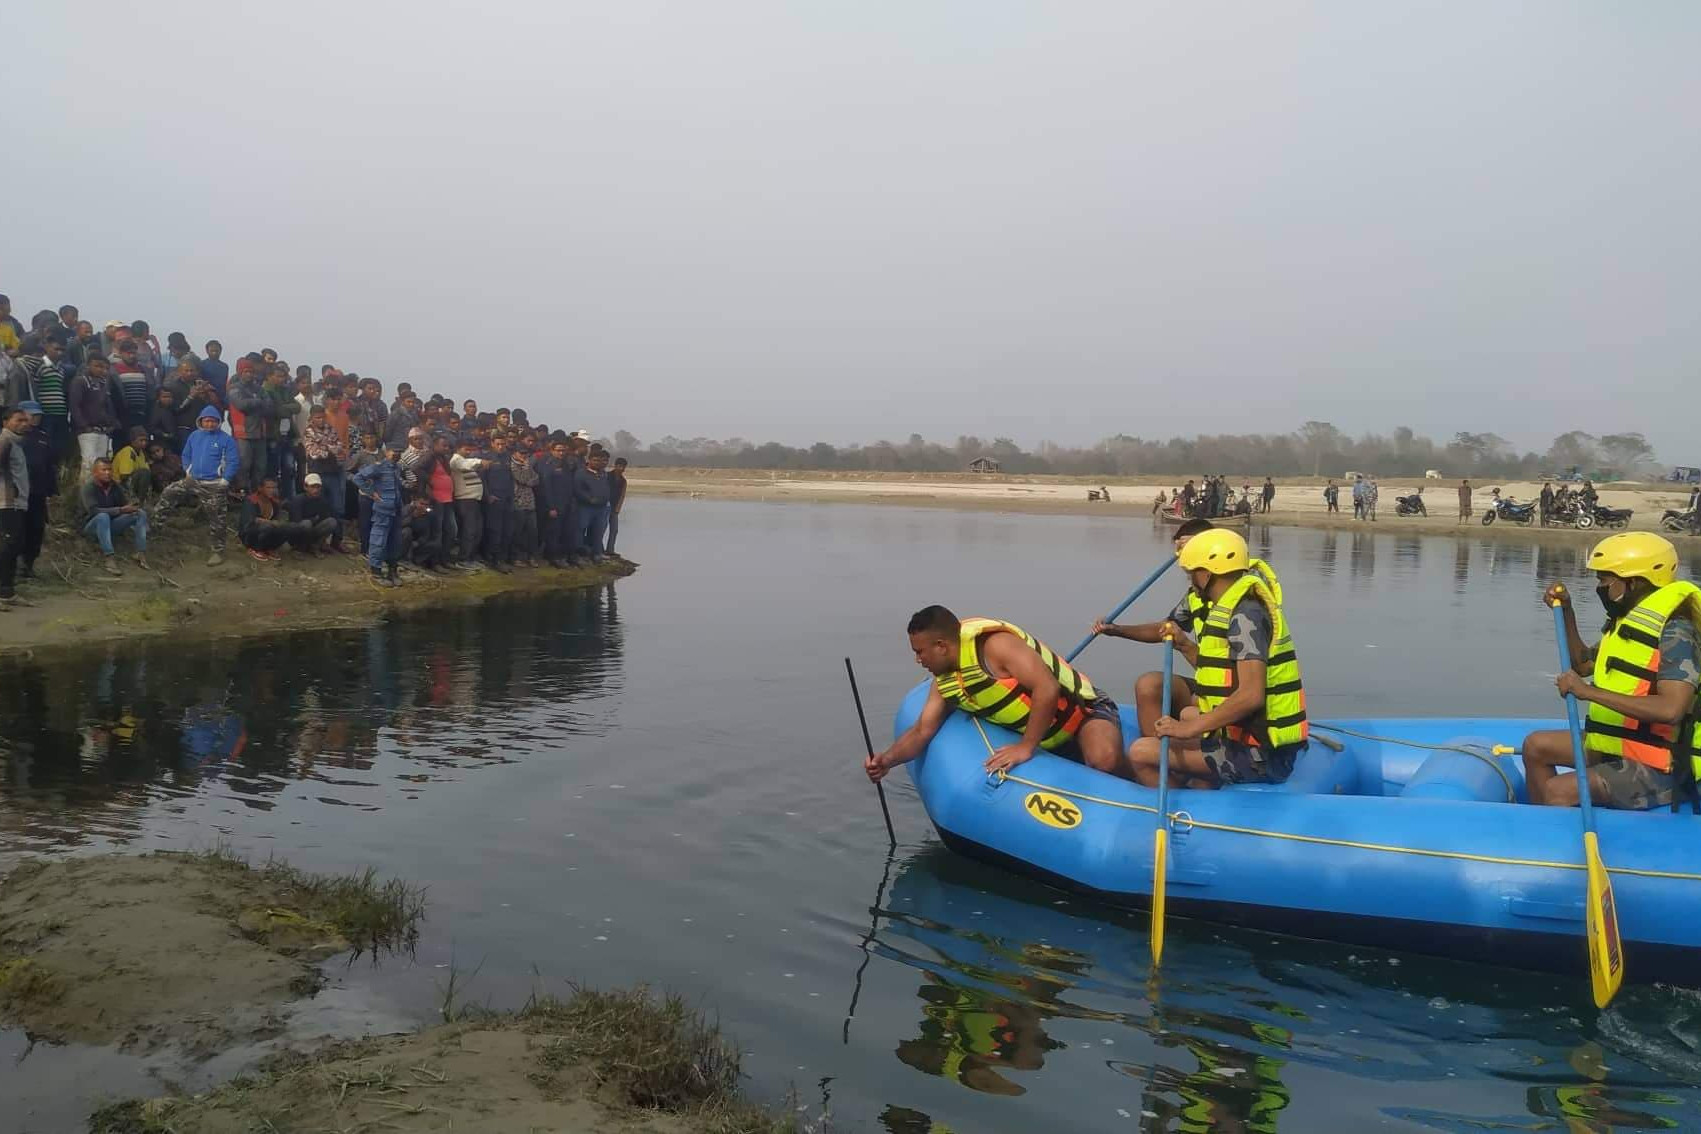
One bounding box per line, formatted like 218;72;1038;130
1587;503;1633;530
1482;495;1536;526
1661;508;1698;534
1394;492;1427;517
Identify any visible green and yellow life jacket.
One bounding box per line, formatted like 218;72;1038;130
1584;580;1701;780
1192;573;1308;749
934;618;1097;751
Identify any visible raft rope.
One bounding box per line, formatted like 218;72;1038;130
967;717;1701;883
1309;722;1518;804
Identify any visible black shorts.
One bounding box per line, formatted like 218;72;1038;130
1053;695;1121;762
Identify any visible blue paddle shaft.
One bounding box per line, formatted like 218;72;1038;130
1156;637;1176;821
1066;558;1174;663
1553;602;1597;834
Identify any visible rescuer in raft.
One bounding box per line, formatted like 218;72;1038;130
1521;532;1701;810
1091;518;1286;740
1125;528;1309;788
865;605;1134;782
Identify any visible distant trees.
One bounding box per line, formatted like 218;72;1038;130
619;424;1662;480
1538;431;1658;478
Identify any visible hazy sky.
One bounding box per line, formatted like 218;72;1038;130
6;2;1697;457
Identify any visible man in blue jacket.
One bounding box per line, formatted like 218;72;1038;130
354;438;405;586
151;406;239;565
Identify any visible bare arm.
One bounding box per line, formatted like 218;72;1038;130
1096;619;1198;666
1187;657;1267;737
1560;673;1695;726
867;685;952;781
980;632;1062;768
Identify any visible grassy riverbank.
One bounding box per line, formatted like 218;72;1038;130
1;852;801;1134
629;467;1698;545
0;521;636;657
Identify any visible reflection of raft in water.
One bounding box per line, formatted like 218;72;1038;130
1159;511;1252;526
894;682;1701;984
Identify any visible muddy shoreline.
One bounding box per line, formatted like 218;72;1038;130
0;526;636;659
2;853;794;1134
629;467;1698;547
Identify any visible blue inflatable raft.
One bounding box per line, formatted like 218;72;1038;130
894;682;1701;984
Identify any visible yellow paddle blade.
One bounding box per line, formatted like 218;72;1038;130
1150;827;1168;965
1583;831;1624;1009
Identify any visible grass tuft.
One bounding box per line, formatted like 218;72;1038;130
523;984;798;1133
187;846;425;960
0;955;65;1010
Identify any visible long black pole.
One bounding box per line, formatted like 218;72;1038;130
845;657;897;849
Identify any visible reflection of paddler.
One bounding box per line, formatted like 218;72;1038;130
896;973;1058;1096
1128;1006;1292;1134
865;605;1134;782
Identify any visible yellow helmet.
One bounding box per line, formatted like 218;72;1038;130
1588;532;1678;587
1177;528;1249;575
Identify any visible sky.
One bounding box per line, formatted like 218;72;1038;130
5;2;1698;458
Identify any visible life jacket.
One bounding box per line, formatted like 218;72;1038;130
1583;581;1701;783
933;618;1097;751
1192;573;1308;749
1183;557;1283;631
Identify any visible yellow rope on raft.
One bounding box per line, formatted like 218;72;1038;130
967;717;1701;883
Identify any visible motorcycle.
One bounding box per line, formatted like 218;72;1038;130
1662;508;1700;535
1587;502;1633;530
1482;496;1536;526
1394;492;1427;517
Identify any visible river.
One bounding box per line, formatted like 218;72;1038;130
3;498;1700;1132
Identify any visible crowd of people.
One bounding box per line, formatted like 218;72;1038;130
1153;476;1277;518
0;294;630;605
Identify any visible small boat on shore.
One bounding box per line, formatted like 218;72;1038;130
1158;511;1252;526
893;682;1701;984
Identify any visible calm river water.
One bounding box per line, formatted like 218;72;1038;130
4;498;1701;1132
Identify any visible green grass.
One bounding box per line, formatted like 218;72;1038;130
88;984;811;1134
185;847;426;959
523;984;802;1134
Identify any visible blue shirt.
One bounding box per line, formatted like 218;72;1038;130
353;458;403;514
181;427;240;481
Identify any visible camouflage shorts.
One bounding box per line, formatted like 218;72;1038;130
1591;757;1675;810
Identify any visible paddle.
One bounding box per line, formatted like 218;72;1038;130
1552;591;1624;1008
1065;558;1174;663
1150;633;1176;965
845;657;897;850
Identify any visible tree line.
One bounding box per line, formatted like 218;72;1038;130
608;425;1663;481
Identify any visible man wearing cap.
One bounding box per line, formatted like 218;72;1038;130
287;473;343;555
151;406;240;565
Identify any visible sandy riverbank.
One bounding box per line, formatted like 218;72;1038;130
0;526;636;657
2;853;796;1134
629;468;1698;543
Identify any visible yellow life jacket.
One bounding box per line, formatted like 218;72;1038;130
934;618;1098;751
1183;556;1283;630
1192;573;1308;749
1584;580;1701;778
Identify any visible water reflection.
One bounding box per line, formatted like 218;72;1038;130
0;586;625;851
872;848;1699;1134
1453;541;1471;594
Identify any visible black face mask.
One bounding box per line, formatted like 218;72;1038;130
1597;583;1636;622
